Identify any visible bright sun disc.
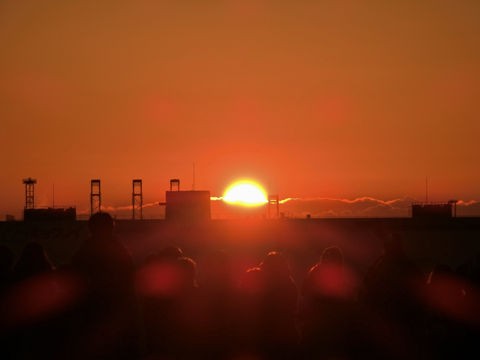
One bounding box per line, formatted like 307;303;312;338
223;180;268;207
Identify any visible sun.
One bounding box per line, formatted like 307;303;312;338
223;180;268;207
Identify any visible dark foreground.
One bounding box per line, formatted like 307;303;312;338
0;217;479;359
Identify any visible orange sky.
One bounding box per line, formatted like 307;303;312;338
1;0;480;218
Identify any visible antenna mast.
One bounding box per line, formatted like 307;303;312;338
192;162;196;190
425;176;429;203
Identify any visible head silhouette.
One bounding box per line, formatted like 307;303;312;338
320;246;344;265
14;242;53;280
88;212;114;239
427;263;454;286
241;267;265;295
177;256;198;290
157;246;184;260
260;251;291;279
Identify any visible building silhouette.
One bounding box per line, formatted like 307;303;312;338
165;179;211;222
411;201;456;219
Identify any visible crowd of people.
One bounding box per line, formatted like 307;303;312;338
0;212;479;359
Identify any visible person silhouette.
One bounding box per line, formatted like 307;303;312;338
141;254;200;358
300;246;357;359
3;242;59;359
422;264;466;359
238;266;265;355
69;212;138;359
12;242;54;283
360;232;424;359
257;251;299;358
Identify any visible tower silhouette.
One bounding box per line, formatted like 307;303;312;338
90;179;101;215
170;178;180;191
23;178;37;209
268;194;280;219
132;179;143;220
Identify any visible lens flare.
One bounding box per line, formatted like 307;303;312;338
223;180;268;207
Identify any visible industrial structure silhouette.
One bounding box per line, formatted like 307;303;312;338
17;177;461;222
18;177;289;222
